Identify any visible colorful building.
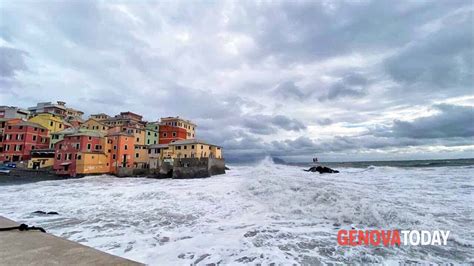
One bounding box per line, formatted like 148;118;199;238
102;111;143;127
148;139;223;169
134;144;149;169
145;122;159;145
28;113;69;133
0;106;30;119
89;113;110;121
27;149;55;169
158;125;187;144
81;118;110;133
53;132;109;176
28;101;83;119
107;133;135;173
0;121;49;162
160;117;196;139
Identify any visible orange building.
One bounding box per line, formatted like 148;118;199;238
107;133;135;174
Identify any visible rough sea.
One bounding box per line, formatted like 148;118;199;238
0;158;472;265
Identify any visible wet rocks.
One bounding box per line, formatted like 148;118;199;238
304;166;339;174
32;211;59;215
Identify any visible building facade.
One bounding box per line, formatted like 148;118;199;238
158;125;187;144
145;122;159;145
0;121;50;162
28;113;69;133
0;106;30;119
53;132;109;176
160;117;196;139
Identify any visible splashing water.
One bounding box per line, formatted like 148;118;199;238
0;157;472;264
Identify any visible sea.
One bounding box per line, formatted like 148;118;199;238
0;157;472;265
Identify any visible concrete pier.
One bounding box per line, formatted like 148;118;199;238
0;216;142;265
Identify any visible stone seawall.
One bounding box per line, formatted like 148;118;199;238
0;216;142;265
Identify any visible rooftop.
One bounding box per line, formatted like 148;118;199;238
168;139;221;147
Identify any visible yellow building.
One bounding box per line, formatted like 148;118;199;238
81;118;110;133
160;117;196;139
149;139;222;160
28;113;67;133
133;144;149;169
27;149;55;169
75;153;110;175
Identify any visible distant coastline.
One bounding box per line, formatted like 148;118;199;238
272;157;474;168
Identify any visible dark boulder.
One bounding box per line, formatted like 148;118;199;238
304;166;339;174
32;211;59;215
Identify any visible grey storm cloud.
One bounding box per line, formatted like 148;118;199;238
0;0;472;162
243;115;306;135
389;104;474;139
384;9;473;93
0;47;28;78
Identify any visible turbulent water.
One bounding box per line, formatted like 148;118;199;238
0;158;472;265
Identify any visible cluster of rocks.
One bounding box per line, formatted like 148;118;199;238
304;166;339;174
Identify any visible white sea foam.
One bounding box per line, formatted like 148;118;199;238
0;157;472;265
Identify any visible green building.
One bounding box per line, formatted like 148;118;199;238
145;122;159;145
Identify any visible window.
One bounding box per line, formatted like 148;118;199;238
57;154;61;160
147;140;150;144
124;145;128;150
147;132;150;136
112;154;116;160
191;145;195;149
50;121;53;126
87;143;91;150
201;145;204;149
59;124;62;128
19;126;23;130
34;127;37;131
32;146;35;150
88;137;92;140
163;133;167;137
136;138;139;142
95;145;100;150
59;144;63;149
113;145;117;150
108;149;111;153
41;129;44;132
172;132;176;137
184;145;187;150
135;153;139;158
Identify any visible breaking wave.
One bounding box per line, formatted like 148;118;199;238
0;157;472;264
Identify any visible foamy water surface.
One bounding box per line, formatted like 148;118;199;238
0;158;472;265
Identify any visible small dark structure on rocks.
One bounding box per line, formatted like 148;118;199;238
304;166;339;174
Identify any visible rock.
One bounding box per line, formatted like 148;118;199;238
304;166;339;174
225;166;231;170
32;211;59;215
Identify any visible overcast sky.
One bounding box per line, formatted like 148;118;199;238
1;0;473;162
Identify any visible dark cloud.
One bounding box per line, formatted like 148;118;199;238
0;47;28;78
388;104;474;139
0;1;472;162
273;81;307;100
242;114;306;135
319;72;368;101
385;9;473;93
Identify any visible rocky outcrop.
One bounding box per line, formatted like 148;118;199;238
304;166;339;174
